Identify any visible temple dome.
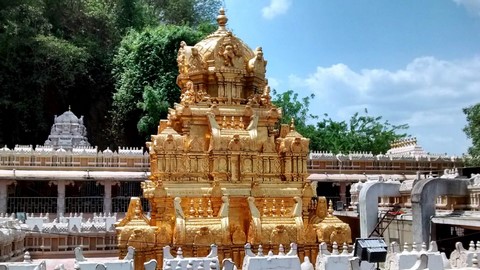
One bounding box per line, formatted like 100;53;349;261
55;110;82;124
176;8;268;104
44;108;90;151
194;8;255;68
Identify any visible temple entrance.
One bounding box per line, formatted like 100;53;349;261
316;182;351;210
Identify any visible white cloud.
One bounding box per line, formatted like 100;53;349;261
267;77;280;90
453;0;480;17
262;0;291;20
287;56;480;155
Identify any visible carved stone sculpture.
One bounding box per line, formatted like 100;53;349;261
248;47;267;76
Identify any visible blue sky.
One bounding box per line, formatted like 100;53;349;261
223;0;480;156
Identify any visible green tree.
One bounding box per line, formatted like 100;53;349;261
0;0;224;148
315;111;409;154
271;90;409;154
463;103;480;166
110;25;205;146
0;0;160;148
271;90;317;130
0;0;91;146
271;89;319;145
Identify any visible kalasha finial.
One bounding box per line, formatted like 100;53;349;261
327;200;334;216
217;7;228;30
290;118;295;131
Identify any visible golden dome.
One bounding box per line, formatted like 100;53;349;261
176;8;267;104
194;8;255;71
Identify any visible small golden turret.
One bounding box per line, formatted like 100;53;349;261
313;200;352;246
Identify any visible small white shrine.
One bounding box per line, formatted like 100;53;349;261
44;107;90;151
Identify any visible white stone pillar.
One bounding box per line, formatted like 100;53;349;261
339;182;347;204
98;181;118;214
103;181;112;214
0;180;11;213
56;180;66;216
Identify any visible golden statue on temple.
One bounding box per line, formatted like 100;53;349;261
116;8;351;269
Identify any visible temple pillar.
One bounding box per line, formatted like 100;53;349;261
104;181;112;214
339;182;347;204
231;154;239;181
52;180;74;217
56;180;66;216
0;180;14;213
98;181;117;214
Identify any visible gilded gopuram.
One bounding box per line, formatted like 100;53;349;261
116;8;351;269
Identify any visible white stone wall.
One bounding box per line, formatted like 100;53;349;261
0;219;26;262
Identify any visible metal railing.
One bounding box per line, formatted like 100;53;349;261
66;196;104;213
112;197;150;213
7;196;150;214
8;197;57;213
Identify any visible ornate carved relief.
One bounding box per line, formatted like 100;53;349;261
188;47;206;72
216;33;244;69
177;41;188;75
248;47;267;76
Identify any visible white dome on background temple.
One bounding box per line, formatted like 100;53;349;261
44;107;90;151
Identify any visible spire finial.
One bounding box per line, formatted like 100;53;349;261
68;105;71;111
290;118;295;131
217;7;228;30
327;200;334;216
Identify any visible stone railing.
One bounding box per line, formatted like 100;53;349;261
449;241;480;269
242;243;310;270
385;241;447;270
159;243;314;270
74;246;134;270
0;220;26;262
0;252;46;270
175;241;478;270
308;150;462;162
307;150;464;176
162;244;220;270
0;212;121;255
0;146;148;169
2;240;480;270
315;242;373;270
2;212;119;233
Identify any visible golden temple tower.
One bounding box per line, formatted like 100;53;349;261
116;8;351;269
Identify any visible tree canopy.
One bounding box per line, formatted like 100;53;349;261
110;25;207;146
147;0;221;26
0;0;220;149
272;90;410;154
0;0;92;146
463;103;480;166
